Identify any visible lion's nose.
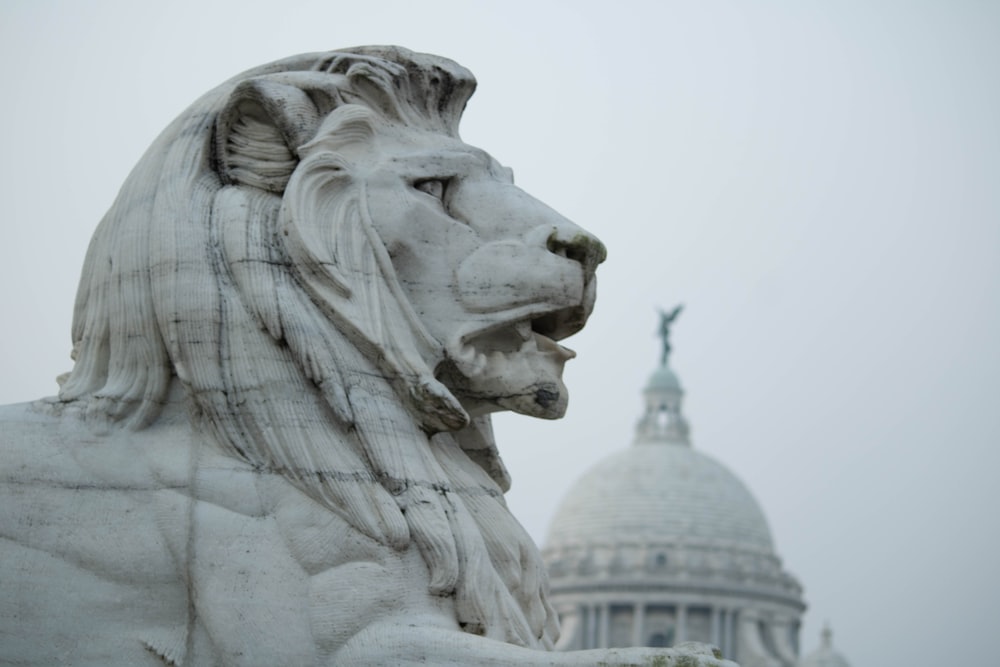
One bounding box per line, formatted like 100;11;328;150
545;226;607;277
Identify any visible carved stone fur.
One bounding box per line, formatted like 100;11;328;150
0;47;733;667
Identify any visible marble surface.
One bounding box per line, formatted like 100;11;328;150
0;46;735;666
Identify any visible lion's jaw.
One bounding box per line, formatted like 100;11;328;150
349;129;606;420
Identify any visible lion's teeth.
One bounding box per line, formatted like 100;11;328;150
514;321;532;341
457;344;478;363
534;332;577;360
473;352;488;375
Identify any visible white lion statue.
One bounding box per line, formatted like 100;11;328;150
0;47;734;667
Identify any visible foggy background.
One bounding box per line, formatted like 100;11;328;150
2;1;997;665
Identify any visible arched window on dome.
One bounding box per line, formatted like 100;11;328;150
653;552;668;569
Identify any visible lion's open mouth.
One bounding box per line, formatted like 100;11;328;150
529;305;589;342
435;304;592;419
451;306;587;377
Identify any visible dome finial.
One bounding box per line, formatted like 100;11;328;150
657;304;684;366
637;307;689;444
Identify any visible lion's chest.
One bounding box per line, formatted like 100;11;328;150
255;475;454;660
0;407;452;666
154;459;451;665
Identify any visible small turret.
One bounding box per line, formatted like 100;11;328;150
635;305;689;444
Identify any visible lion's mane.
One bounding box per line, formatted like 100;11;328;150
56;47;557;648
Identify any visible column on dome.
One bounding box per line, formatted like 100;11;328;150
598;602;609;648
676;604;687;643
685;606;712;644
736;610;783;667
643;605;677;647
632;602;646;647
585;604;596;649
730;610;740;661
608;603;636;648
723;609;737;659
718;610;727;656
554;603;585;650
770;616;800;665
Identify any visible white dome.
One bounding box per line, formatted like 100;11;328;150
542;362;803;603
540;334;806;662
646;365;682;392
545;443;775;551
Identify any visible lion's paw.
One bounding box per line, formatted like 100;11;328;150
575;642;738;667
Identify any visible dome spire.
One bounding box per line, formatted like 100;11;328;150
658;304;684;367
636;306;690;445
821;623;833;649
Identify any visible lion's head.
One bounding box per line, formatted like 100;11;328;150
56;46;604;649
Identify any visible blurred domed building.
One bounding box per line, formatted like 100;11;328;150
798;626;852;667
541;309;807;666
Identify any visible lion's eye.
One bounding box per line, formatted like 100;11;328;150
414;178;448;201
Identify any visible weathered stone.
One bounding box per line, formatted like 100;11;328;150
0;47;735;667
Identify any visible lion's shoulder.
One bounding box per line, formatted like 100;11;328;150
0;403;189;664
0;402;180;556
0;401;105;485
0;401;180;489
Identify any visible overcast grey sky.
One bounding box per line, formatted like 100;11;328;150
2;1;998;665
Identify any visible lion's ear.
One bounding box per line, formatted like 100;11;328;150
215;79;321;193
